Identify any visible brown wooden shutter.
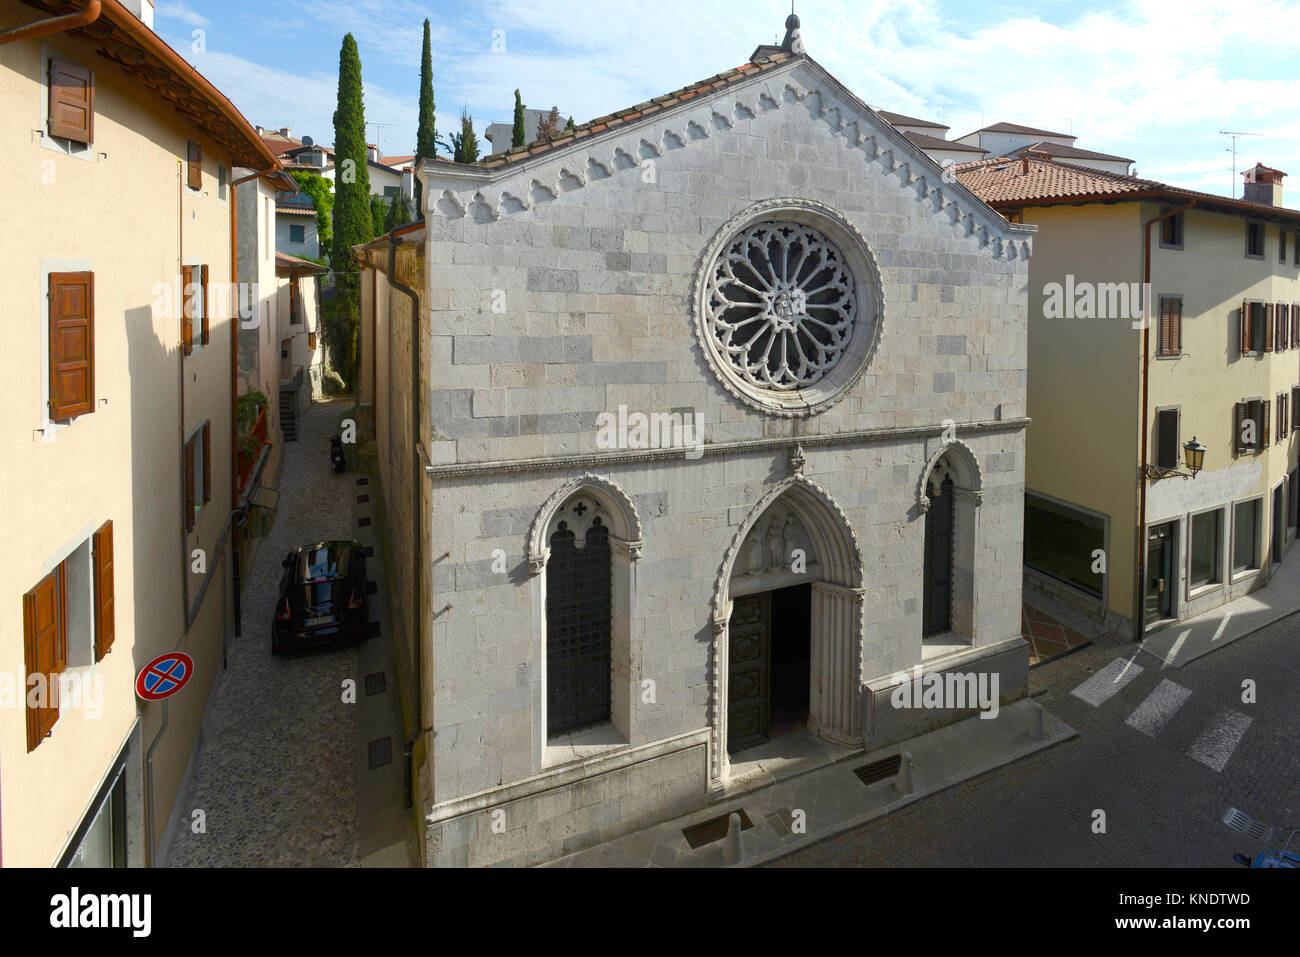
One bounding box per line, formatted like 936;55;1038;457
184;438;196;532
93;520;115;660
187;139;202;190
1292;303;1298;348
201;422;212;504
1264;303;1274;352
1234;401;1245;456
1262;399;1271;446
23;566;65;752
47;58;93;143
181;265;195;355
308;331;317;351
1240;301;1252;355
1156;409;1178;468
1159;298;1182;356
1293;387;1300;432
200;264;210;345
48;271;95;420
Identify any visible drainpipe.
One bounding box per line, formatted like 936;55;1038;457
384;232;426;810
0;0;100;45
178;159;189;628
1135;199;1197;645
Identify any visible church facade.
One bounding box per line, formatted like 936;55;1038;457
359;22;1035;867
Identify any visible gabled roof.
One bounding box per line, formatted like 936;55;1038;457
1010;141;1133;164
878;110;948;130
904;131;987;154
275;252;326;275
956;155;1300;225
15;0;280;169
971;121;1075;139
475;52;796;170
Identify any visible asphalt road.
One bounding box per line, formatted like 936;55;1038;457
767;612;1300;867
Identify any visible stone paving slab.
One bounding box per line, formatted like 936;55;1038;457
166;402;365;867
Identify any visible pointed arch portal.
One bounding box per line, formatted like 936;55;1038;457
710;477;863;788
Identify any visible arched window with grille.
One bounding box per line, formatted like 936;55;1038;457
546;515;612;736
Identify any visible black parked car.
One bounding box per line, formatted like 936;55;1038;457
272;541;370;655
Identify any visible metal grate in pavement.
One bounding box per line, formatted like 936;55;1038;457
681;808;753;849
364;671;387;696
853;754;902;787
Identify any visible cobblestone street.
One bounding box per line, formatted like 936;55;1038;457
767;613;1300;867
167;402;363;867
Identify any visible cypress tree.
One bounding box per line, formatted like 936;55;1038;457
414;18;436;213
370;194;388;238
511;89;526;148
329;32;371;390
566;116;575;130
453;109;480;163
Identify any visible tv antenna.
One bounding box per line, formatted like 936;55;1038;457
366;121;395;151
1220;130;1261;198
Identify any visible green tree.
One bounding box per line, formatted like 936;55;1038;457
370;194;389;238
385;194;412;231
329;32;371;391
511;89;526;148
566;116;575;130
414;18;436;213
450;108;480;163
288;169;333;257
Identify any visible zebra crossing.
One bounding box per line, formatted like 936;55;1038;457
1069;656;1252;773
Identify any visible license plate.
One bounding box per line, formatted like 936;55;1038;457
305;615;334;627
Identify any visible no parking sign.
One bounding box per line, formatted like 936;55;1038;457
135;652;194;701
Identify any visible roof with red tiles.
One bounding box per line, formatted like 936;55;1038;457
956;155;1300;224
878;110;948;130
476;52;795;169
275;252;327;274
904;131;987;153
1011;141;1134;164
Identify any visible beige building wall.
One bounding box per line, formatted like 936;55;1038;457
1021;199;1300;635
0;13;239;866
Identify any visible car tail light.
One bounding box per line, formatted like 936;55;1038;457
276;598;291;621
348;589;362;611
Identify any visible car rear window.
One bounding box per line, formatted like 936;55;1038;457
296;544;350;583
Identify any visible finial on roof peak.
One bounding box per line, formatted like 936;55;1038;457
781;10;804;54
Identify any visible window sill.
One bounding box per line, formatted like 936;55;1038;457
1230;568;1260;582
1187;582;1222;599
1154;352;1182;361
542;723;627;770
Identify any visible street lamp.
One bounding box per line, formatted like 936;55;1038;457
1141;436;1207;481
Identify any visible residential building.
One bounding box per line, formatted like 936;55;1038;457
356;16;1034;867
1;0;281;865
957;155;1300;639
275;252;327;406
953;122;1133;175
484;107;561;155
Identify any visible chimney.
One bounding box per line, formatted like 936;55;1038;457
118;0;155;29
279;127;291;138
1243;163;1285;207
255;125;265;136
366;144;381;163
1021;156;1029;174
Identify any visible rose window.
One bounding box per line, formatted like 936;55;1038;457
704;222;857;391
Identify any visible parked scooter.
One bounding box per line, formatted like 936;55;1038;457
329;434;347;474
1223;806;1300;868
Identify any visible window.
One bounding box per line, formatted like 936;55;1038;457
1240;300;1271;354
289;224;306;244
1155;407;1180;469
308;331;317;351
1246;222;1264;258
48;271;95;420
1233;499;1261;573
1282;231;1289;263
1160;211;1184;248
383;185;399;199
1294;236;1299;267
1157;296;1182;356
1276;303;1289;352
264;197;272;252
48;58;93;144
1024;493;1106;598
186;140;202;190
1234;398;1269;454
184;423;211;531
181;264;210;355
1004;208;1024;225
1294;386;1300;433
546;502;613;737
1189;510;1222;589
22;520;113;752
218;163;227;202
1278;392;1290;442
1292;303;1299;349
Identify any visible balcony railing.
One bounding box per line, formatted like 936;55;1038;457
237;406;269;492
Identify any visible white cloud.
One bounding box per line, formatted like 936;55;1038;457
156;2;212;29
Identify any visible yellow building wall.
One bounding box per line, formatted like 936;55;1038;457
0;14;238;865
1021;203;1143;627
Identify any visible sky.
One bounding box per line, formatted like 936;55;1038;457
157;0;1300;199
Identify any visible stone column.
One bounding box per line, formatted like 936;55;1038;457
951;488;981;643
609;538;641;742
809;580;865;747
